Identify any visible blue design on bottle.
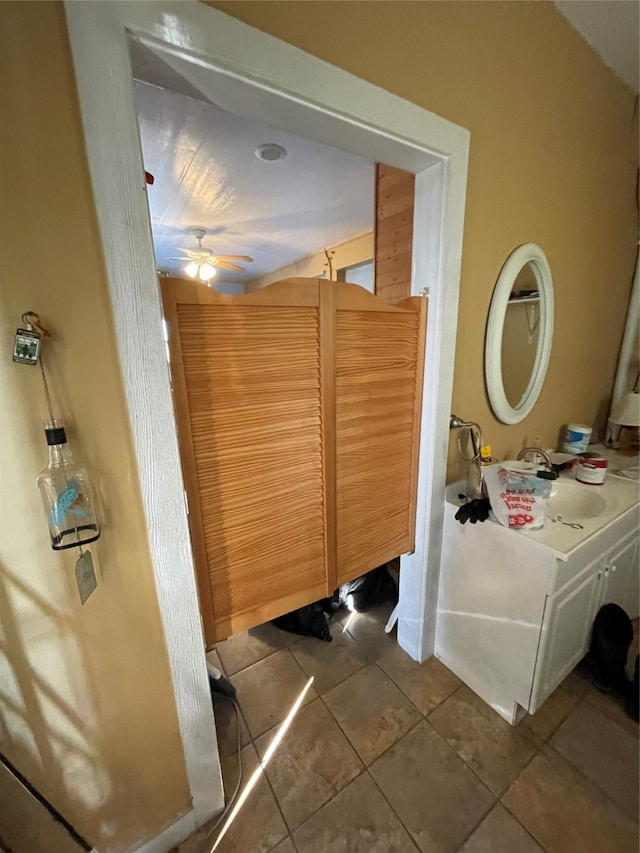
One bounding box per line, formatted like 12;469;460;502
50;481;89;527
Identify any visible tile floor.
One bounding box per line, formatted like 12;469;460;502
175;604;639;853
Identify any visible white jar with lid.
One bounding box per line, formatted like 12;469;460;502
563;424;592;455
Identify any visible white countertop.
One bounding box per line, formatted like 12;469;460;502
446;445;639;560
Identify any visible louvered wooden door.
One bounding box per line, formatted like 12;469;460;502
335;286;426;585
162;278;426;645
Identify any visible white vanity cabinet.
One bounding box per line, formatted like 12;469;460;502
436;479;639;725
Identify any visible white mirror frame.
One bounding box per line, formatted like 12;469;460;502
485;243;554;424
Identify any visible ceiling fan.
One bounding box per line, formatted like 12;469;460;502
173;228;254;281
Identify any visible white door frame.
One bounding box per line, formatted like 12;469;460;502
64;2;469;848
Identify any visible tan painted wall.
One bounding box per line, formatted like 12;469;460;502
0;4;191;851
0;4;635;845
208;0;639;479
246;230;373;290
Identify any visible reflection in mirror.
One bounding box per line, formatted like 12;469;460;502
501;263;540;408
485;243;554;425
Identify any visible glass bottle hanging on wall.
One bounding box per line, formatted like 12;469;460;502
36;419;101;550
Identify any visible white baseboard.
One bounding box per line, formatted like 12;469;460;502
132;806;217;853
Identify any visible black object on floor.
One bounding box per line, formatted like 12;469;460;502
337;563;398;612
272;602;332;642
271;563;399;641
582;603;638;720
207;661;237;699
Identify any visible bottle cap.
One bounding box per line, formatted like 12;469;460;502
45;425;67;446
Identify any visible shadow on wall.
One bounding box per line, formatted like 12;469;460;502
0;560;130;846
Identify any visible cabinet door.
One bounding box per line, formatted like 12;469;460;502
531;559;601;711
599;532;639;620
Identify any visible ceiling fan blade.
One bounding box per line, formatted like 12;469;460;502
215;255;254;263
215;261;246;272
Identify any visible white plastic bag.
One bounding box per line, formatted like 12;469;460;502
484;461;552;531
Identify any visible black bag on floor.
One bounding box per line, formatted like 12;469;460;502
338;564;398;613
272;602;332;642
587;603;632;693
584;603;638;720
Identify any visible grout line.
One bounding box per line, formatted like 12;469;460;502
542;738;640;823
372;659;423;713
446;797;496;853
361;766;421;852
373;658;449;717
420;715;500;798
285;764;371;838
499;796;552;853
218;644;288;680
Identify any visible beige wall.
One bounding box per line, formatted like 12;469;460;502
0;3;191;851
246;230;374;290
209;0;639;479
0;3;636;845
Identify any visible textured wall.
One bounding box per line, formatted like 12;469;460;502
0;3;191;850
208;0;639;476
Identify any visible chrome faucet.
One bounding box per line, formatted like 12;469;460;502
517;446;552;467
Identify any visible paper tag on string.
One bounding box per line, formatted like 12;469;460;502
75;550;97;605
13;329;41;365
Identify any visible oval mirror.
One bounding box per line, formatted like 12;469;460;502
485;243;554;424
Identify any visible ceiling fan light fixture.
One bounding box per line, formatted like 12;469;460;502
198;262;217;281
185;261;199;279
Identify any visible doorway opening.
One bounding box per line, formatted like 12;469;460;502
132;59;420;659
65;0;469;835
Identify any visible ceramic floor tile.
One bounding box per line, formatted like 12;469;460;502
521;679;583;741
213;694;251;759
378;645;462;715
585;685;640;739
323;663;421;765
215;622;295;676
230;649;316;739
458;803;543;853
370;719;494;853
502;748;639;853
255;697;363;831
215;744;288;853
289;619;367;694
343;603;398;663
269;838;296;853
429;685;537;796
292;771;418;853
550;701;639;821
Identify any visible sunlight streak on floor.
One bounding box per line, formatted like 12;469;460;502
210;676;315;852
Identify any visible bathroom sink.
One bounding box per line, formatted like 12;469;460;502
546;481;606;521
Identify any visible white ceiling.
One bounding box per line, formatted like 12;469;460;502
132;3;637;287
555;0;639;92
133;80;374;284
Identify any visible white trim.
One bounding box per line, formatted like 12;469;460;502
64;0;223;833
64;2;469;846
132;810;198;853
485;243;555;425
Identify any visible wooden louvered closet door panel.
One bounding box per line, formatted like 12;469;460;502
162;278;426;646
162;279;330;643
334;286;426;586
